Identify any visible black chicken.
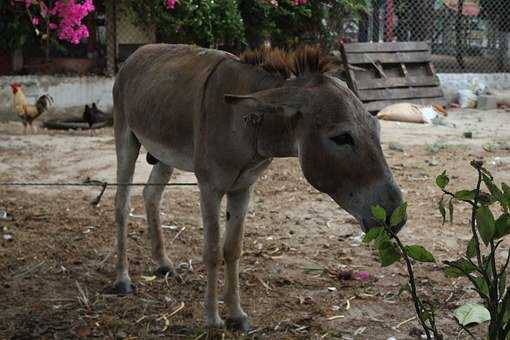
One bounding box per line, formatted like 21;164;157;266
83;103;108;135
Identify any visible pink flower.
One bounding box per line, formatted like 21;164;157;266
31;16;40;25
165;0;177;10
51;0;95;44
49;23;57;29
353;271;370;282
292;0;307;5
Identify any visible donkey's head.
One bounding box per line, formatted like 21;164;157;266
225;74;404;232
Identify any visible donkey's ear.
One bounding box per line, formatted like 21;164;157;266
224;93;280;112
225;87;304;114
224;94;253;104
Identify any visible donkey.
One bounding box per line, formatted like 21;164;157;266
111;44;404;331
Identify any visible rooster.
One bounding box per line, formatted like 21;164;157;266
10;83;53;134
83;103;108;136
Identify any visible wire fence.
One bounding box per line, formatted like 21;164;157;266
110;1;510;74
3;1;509;75
0;179;197;206
353;0;510;73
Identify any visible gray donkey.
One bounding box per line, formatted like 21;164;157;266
111;44;404;331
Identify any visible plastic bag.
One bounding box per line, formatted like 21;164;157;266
458;89;477;108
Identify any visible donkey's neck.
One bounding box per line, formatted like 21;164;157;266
232;61;298;159
256;110;298;158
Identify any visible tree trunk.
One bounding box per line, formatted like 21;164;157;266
11;48;23;72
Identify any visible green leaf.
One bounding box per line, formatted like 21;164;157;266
436;171;449;189
453;303;491;327
371;205;386;223
374;229;390;249
390;202;407;227
466;238;477;258
499;271;507;298
302;263;325;275
444;259;478;278
503;183;510;202
378;241;401;267
363;227;383;243
473;276;489;297
483;174;505;206
405;245;436;263
503;309;510;325
494;214;510;239
438;197;446;226
476;206;496;245
448;197;454;223
454;190;475;201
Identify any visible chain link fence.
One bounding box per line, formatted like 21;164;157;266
353;0;510;73
4;0;508;75
108;1;510;74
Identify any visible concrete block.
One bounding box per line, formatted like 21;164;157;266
477;95;499;110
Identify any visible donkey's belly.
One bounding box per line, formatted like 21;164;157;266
135;133;195;172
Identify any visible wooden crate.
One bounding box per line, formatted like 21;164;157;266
340;41;447;113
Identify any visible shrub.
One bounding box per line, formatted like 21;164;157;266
365;160;510;339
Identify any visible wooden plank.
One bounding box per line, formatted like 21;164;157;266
346;51;431;64
358;87;443;101
365;97;447;112
343;41;430;53
356;76;440;90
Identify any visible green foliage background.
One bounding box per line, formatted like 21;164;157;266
122;0;367;51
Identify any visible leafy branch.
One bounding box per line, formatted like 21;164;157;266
437;161;510;339
364;204;442;339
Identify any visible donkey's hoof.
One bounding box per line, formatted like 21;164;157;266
226;316;251;333
206;317;225;330
105;280;136;295
154;265;176;278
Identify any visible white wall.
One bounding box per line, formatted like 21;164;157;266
1;75;114;121
2;73;510;121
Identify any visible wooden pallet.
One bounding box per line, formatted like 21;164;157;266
340;41;446;113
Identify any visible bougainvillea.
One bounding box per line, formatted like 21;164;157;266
18;0;95;44
165;0;178;10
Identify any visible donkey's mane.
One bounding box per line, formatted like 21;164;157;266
239;46;332;79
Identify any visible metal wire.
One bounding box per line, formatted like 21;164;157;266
0;182;196;187
0;180;197;205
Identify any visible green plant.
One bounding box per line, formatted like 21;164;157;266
437;161;510;339
122;0;246;51
364;203;442;339
0;0;36;51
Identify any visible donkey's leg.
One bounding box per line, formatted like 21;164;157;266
143;162;176;276
224;186;253;332
199;184;225;328
112;130;140;294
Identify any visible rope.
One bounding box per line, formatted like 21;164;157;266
0;179;198;206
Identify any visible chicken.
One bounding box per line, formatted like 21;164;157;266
10;83;53;134
83;103;108;135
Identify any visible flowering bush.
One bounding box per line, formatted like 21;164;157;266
19;0;95;45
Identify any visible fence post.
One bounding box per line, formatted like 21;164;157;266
105;0;117;76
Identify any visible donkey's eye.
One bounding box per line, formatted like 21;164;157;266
330;133;354;146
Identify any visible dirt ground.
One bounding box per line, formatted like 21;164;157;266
1;108;510;339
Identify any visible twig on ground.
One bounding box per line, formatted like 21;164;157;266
394;316;417;329
170;227;186;244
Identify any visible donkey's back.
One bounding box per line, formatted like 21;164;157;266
113;44;236;171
